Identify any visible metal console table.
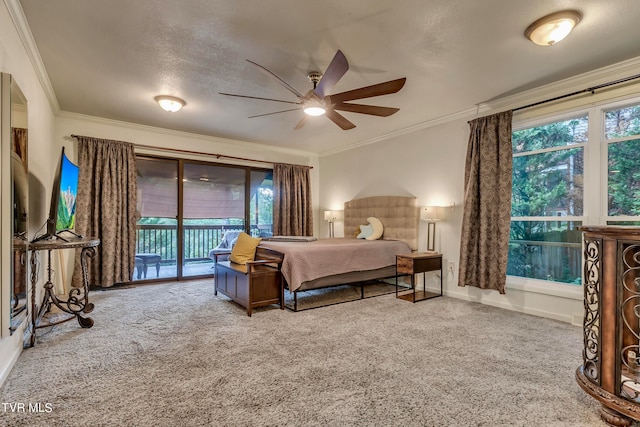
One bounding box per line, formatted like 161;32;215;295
28;237;100;347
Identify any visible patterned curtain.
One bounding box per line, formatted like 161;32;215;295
458;110;513;294
72;136;137;287
273;163;313;236
12;127;28;171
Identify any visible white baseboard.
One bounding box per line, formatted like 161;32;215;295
441;287;575;324
0;340;23;388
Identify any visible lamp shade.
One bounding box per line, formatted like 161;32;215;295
421;206;443;222
324;210;334;221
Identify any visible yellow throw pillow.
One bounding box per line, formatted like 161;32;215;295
229;232;262;265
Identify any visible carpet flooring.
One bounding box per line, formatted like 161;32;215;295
0;280;610;426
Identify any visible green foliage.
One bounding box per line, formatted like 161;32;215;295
511;120;584;218
509;106;640;284
510;118;587;284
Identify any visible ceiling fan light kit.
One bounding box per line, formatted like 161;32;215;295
525;10;582;46
155;95;186;112
303;105;326;116
220;50;406;130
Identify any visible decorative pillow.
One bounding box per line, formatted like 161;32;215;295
356;224;373;239
366;217;384;240
354;225;361;238
229;232;262;265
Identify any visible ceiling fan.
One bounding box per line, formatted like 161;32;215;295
220;50;406;130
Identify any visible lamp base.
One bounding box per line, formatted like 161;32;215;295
426;222;436;251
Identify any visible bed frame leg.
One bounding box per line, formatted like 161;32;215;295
361;283;364;299
294;291;298;312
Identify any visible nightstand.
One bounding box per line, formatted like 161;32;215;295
395;252;443;303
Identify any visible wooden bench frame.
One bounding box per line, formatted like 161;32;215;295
213;250;283;316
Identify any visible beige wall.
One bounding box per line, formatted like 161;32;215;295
319;67;640;325
0;2;58;385
320;116;586;324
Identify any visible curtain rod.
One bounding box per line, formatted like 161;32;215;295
513;73;640;112
70;135;312;169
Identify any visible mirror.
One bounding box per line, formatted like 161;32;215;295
1;73;29;337
10;77;28;334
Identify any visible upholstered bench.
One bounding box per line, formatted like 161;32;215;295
213;252;283;316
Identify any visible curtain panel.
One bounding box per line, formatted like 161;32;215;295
12;127;28;171
458;110;513;294
72;136;137;287
273;163;313;236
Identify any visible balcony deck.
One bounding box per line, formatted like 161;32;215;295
133;223;271;282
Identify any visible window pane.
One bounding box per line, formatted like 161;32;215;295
512;115;588;154
250;170;273;238
512;147;584;216
183;163;245;278
507;220;582;284
607;221;640;226
608;138;640;216
605;105;640;139
136;157;178;281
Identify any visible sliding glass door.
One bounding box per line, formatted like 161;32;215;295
134;155;273;282
250;170;273;238
135;157;179;281
182;162;246;278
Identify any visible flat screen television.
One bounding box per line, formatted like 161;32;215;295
33;147;81;241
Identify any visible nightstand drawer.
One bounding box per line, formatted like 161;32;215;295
396;254;442;274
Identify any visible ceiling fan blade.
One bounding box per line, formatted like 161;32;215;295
294;116;307;130
314;50;349;99
246;59;305;99
327;77;406;104
325;110;356;130
333;102;399;117
248;108;301;118
220;92;301;105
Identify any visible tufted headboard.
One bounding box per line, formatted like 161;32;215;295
344;196;420;250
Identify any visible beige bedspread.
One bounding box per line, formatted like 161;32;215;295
259;238;411;292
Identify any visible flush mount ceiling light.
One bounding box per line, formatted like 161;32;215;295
154;95;186;112
525;10;582;46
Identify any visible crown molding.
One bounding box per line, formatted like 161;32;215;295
481;56;640;114
4;0;60;113
319;106;479;157
58;110;319;161
321;55;640;157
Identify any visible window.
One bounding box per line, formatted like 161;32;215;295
508;116;586;284
509;99;640;286
605;104;640;225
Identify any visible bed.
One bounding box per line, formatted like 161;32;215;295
256;195;419;310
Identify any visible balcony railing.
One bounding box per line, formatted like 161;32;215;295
136;224;271;264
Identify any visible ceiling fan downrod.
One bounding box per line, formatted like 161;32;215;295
308;71;322;89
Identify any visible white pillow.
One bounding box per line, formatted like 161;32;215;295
357;224;373;239
366;217;384;240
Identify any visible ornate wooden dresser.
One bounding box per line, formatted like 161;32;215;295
577;226;640;426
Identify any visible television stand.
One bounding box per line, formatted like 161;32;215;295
27;237;100;347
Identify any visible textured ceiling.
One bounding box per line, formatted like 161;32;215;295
17;0;640;153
